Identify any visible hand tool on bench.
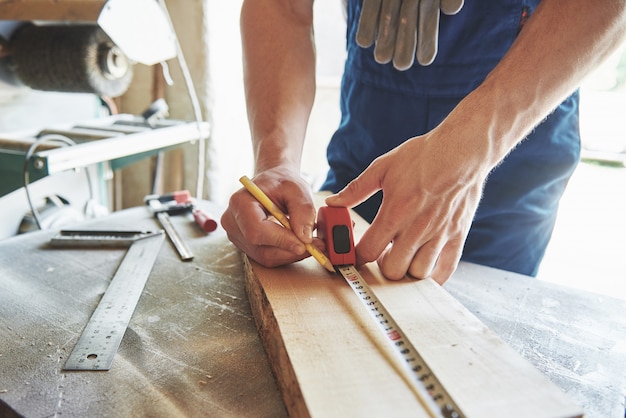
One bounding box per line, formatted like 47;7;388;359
49;229;165;371
316;206;464;418
145;190;218;233
190;205;218;233
145;193;195;261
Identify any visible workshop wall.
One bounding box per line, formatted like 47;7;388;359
208;0;348;204
0;2;210;236
115;0;211;209
0;0;348;240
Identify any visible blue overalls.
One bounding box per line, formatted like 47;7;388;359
320;0;581;276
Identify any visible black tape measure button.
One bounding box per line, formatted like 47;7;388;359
332;225;351;254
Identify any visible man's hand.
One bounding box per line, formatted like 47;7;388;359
220;168;321;268
325;129;486;285
356;0;463;70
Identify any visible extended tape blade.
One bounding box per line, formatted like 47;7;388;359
63;232;165;371
335;264;465;418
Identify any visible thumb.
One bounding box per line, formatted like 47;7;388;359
325;168;381;208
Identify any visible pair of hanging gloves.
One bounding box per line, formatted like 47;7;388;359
356;0;464;70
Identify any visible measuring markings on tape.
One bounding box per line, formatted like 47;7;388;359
317;205;465;417
62;231;165;371
335;265;464;418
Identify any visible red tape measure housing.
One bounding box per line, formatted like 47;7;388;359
316;206;356;266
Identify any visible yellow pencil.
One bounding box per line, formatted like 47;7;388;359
239;175;335;273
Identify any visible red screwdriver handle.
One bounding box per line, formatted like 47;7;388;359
316;206;356;266
193;208;218;233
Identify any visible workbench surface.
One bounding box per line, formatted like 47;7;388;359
1;202;624;417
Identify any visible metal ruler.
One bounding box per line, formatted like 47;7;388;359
50;229;165;371
50;229;162;247
317;206;465;418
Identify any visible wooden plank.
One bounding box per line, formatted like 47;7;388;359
243;197;584;417
0;0;105;21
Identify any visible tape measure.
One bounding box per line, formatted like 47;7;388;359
317;206;465;418
50;229;165;371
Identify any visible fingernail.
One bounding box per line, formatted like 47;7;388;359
303;224;313;242
325;194;339;203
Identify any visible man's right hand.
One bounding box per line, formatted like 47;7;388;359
220;168;321;268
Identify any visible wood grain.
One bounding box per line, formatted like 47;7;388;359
244;198;584;417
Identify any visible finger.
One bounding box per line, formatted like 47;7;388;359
440;0;463;15
222;210;308;268
246;210;309;256
416;0;440;65
226;191;307;255
356;0;383;47
407;239;442;279
376;239;417;280
281;185;317;244
356;225;396;268
248;243;310;268
392;0;418;71
325;168;382;210
354;205;406;269
429;236;464;285
374;0;402;64
246;235;327;268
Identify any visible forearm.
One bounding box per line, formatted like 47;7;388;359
240;0;316;174
451;0;626;177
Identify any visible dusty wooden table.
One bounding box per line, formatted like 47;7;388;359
0;202;287;418
446;263;625;418
0;202;624;417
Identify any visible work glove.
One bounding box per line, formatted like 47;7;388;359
356;0;464;70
